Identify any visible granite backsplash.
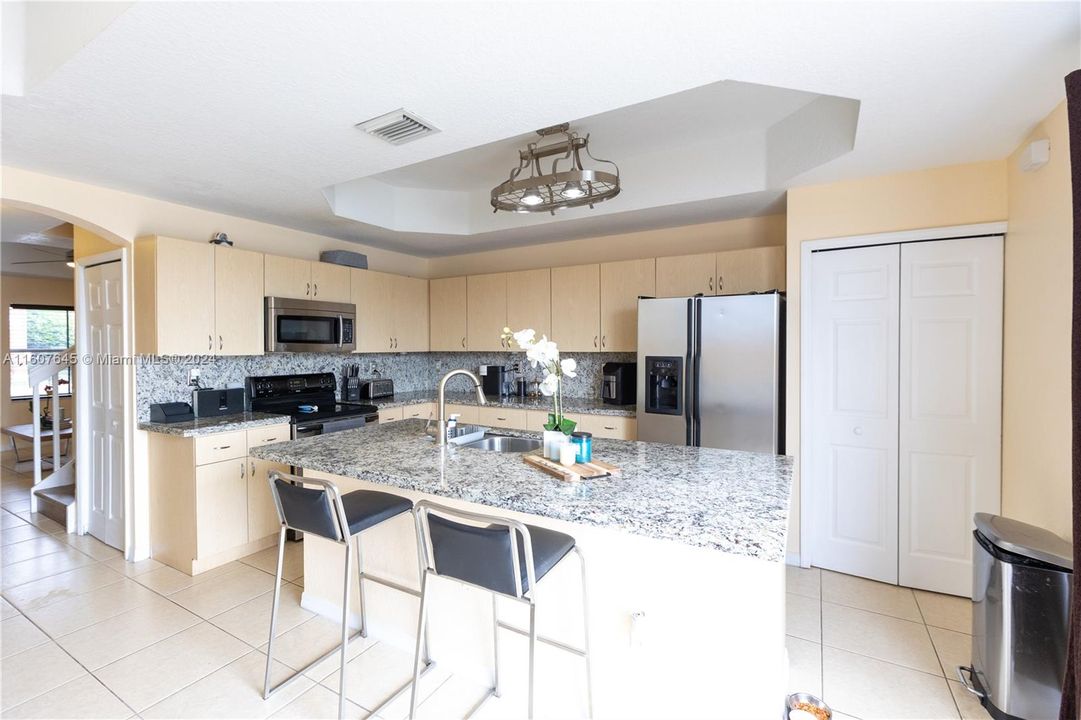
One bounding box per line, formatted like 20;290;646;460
136;351;634;421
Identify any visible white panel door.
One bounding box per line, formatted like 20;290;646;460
810;245;900;584
899;236;1002;596
86;261;126;549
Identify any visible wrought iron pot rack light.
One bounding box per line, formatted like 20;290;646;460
490;123;620;214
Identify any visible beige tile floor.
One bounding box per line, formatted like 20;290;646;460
1;451;995;719
786;564;992;720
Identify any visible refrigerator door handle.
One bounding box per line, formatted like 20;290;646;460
693;297;703;447
685;298;694;446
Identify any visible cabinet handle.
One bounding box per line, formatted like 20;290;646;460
208;334;212;351
306;282;311;296
593;335;598;348
461;337;466;349
602;335;606;348
251;461;256;476
313;283;318;297
219;335;223;351
718;275;724;292
604;425;616;430
240;461;245;479
217;445;231;450
709;276;714;293
264;437;278;443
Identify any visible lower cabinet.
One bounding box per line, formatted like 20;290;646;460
378;403;436;425
579;415;637;441
148;423;291;575
477;406;527;430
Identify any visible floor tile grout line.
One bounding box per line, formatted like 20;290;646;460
916;594;966;720
3;593;141;718
816;595;972;635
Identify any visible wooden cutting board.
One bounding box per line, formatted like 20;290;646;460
523;453;621;482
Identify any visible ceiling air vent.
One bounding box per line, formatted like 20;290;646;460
355;109;439;145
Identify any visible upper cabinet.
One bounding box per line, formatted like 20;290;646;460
213;246;264;355
264;255;351;302
551;264;601;352
715;246;785;295
430;277;467;351
352;269;429;353
467;273;508;351
506;268;551;341
656;253;716;297
600;258;655;352
136;236;263;356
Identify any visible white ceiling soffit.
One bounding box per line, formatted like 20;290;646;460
1;2;1077;257
324;80;857;236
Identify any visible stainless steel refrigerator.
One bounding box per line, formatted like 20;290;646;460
636;292;784;454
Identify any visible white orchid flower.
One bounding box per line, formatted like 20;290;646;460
512;328;536;349
539;373;560;396
559;358;577;378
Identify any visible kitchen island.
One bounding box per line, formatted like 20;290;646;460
251;419;793;719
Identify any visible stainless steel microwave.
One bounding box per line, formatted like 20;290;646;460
265;297;356;353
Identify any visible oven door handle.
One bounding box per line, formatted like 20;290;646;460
338;315;344;349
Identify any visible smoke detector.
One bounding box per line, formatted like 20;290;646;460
355;109;439;145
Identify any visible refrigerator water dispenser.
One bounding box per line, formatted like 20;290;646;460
645;356;682;415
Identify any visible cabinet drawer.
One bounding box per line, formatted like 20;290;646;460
580;415;637;440
194;431;247;465
445;404;478;424
477;406;527;430
402;403;436;421
246;424;290;448
378;407;404;423
525;410;583;433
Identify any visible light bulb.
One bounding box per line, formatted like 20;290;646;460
560;181;585;199
520;187;544;206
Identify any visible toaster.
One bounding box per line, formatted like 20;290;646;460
359;379;394;399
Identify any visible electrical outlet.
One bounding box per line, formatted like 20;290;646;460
188;368;201;386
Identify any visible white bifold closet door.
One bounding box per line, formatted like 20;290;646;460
810;244;901;585
810;236;1002;596
899;236;1002;596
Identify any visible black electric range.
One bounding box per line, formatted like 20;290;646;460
247;372;379;438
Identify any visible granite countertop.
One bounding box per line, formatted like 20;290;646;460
139;412;292;437
250;419;792;562
370;390;636;417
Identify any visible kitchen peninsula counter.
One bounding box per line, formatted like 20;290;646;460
251;419;793;719
369;391;637;418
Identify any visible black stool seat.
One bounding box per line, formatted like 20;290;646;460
427;513;575;595
341;490;413;535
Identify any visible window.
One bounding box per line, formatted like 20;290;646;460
8;305;75;400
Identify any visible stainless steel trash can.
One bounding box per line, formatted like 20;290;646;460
958;513;1072;720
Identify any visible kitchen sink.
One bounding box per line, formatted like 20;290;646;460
461;434;542;453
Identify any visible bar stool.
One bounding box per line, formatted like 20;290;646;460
409;500;593;719
263;470;434;719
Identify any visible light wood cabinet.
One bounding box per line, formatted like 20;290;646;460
445;403;478;424
264;255;313;299
600;258;655;352
477;406;527;430
430;277;467;351
352;270;429;352
551;264;601;352
352;270;394;352
148;423;290;575
506;269;551;340
392;275;430;352
248;457;289;542
214;246;264;355
310;262;351;302
715;247;785;295
467;273;509;351
525;410;583;433
378;407;404;424
135;236;215;355
402;403;436;421
656;253;716;297
579;415;637;441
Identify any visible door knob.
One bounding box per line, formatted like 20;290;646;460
853;426;863;436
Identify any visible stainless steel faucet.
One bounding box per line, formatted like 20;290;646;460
437;369;487;445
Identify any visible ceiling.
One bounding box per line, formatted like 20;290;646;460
1;2;1077;257
1;207;74;279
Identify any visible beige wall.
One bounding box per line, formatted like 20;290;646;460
785;160;1010;555
0;274;76;434
428;215;786;277
1002;101;1072;541
2;166;428;277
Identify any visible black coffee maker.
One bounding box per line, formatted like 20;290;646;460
601;362;636;405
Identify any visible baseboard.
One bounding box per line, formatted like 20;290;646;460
785;552;801;567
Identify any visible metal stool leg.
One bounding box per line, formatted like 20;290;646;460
491;595;501;698
408;570;432;720
574;546;594;719
527;601;537;720
338;541;353;720
355;534;368;638
263;526;287;699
